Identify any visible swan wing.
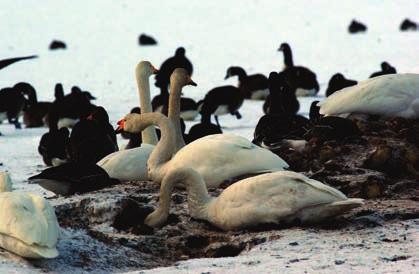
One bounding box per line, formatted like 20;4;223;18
97;144;153;181
0;193;59;248
210;171;349;229
319;74;419;116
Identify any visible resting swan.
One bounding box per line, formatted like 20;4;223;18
97;61;158;181
145;168;364;230
318;73;419;119
0;171;60;258
117;112;288;188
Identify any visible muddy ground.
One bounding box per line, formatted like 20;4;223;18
5;117;418;273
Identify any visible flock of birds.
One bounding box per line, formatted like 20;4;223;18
0;38;419;261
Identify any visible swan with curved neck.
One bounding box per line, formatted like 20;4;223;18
117;112;288;187
0;171;60;258
97;61;158;181
145;168;364;230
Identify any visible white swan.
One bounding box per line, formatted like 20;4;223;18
145;168;364;230
0;171;60;258
117;112;288;188
318;73;419;118
97;61;158;181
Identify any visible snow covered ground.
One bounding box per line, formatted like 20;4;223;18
0;0;418;272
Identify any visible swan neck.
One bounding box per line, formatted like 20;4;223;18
168;79;186;151
136;72;158;145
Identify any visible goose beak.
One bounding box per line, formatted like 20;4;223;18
152;66;159;74
115;119;125;134
188;77;197;86
277;45;283;51
224;73;229;80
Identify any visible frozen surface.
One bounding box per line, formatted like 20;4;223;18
0;0;418;273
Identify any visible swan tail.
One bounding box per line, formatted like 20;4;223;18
298;198;364;223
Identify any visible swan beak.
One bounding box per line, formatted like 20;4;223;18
188;77;197;86
115;119;125;134
152;66;159;74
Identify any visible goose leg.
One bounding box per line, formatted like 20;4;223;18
215;115;221;128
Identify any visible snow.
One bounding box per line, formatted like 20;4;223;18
0;0;418;272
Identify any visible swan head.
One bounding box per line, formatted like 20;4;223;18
116;113;143;134
0;171;13;192
170;68;197;87
135;61;159;78
144;208;168;228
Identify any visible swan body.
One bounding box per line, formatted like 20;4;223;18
0;172;59;258
97;144;154;181
97;61;158;181
118;112;289;188
145;168;364;230
318;73;419;118
169;133;288;187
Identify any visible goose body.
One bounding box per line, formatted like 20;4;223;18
199;85;244;127
278;43;319;97
0;172;60;258
118;112;289;188
369;62;397;78
318;73;419;119
145;169;364;230
29;163;118;195
325;73;357;97
225;66;269;100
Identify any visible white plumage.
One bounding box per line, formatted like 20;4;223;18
318;73;419;118
97;144;154;181
168;133;288;188
0;171;60;258
145;169;364;230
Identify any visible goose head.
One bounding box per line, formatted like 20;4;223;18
277;42;290;52
224;66;246;80
135;60;159;78
0;171;13;192
170;68;197;88
175;47;186;57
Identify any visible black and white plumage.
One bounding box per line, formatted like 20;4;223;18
369;62;397;78
154;47;193;95
47;85;96;129
263;71;300;115
29;162;119;196
67;106;118;164
186;112;222;144
224;66;269;100
121;107;142;149
348;20;367;33
325;73;358;97
0;82;37;129
38;127;70;166
306;101;361;141
199;85;244;128
159;96;199;121
277;43;319;96
254;72;309;148
400;19;417;31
